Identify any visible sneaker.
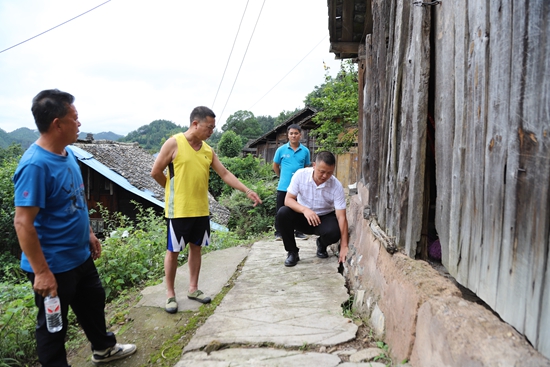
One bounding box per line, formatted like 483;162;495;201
295;232;310;240
92;343;137;364
275;234;282;241
165;297;178;314
187;290;211;304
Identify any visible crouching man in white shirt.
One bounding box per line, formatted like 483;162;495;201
276;151;349;267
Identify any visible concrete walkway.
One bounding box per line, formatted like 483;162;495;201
138;237;371;366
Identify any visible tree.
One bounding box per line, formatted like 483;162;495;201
0;149;21;257
304;60;359;154
207;130;223;150
0;143;23;162
222;110;262;142
273;108;301;127
217;131;243;158
119;119;186;153
256;115;275;134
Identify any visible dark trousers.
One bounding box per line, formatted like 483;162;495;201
27;256;116;367
274;190;287;235
274;191;304;236
277;206;341;253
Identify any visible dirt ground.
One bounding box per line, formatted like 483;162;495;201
68;301;195;366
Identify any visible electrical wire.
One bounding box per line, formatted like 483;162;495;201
248;34;328;110
0;1;111;54
218;0;266;122
211;0;250;109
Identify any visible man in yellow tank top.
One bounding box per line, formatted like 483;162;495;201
151;106;262;313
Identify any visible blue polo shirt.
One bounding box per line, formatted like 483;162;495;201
273;142;311;191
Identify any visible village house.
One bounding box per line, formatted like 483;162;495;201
330;0;550;365
72;138;229;235
244;107;359;187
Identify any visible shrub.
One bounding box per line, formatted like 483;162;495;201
0;281;37;366
220;180;277;238
94;203;167;301
0;157;19;258
209;154;273;199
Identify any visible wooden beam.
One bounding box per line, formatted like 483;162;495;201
330;41;361;54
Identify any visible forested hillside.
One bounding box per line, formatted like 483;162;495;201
0;128;38;149
118;119;186;153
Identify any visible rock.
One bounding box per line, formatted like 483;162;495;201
333;348;358;355
349;347;385;363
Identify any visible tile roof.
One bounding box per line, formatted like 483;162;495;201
73;139;230;225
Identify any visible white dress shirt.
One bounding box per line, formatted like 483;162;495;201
286;167;346;216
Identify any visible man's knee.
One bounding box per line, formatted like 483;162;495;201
277;205;293;217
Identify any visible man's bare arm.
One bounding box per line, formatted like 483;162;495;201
14;206;57;297
151;137;177;187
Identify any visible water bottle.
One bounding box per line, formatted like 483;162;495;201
44;295;63;333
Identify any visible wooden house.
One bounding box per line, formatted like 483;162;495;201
72;139;229;234
244;107;318;163
330;0;550;362
244;107;359;187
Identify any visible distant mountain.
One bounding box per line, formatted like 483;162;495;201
0;127;39;149
118;119;186;153
0;129;11;149
9;128;39;149
78;131;122;141
0;128;122;149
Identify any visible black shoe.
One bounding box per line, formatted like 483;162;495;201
294;232;310;240
285;251;300;267
316;238;329;258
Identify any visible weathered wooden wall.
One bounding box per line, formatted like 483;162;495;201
361;0;550;358
433;0;550;357
363;0;430;257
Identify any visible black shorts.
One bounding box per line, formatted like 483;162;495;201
166;216;210;252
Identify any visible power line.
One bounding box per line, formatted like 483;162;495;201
211;0;250;109
0;1;111;54
218;0;266;122
249;34;329;110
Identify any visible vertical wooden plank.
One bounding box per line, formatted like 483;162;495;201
447;0;469;278
433;0;456;267
514;0;550;349
341;0;354;42
533;1;550;355
363;35;375;191
386;0;409;244
358;43;366;184
496;0;531;337
478;0;512;307
461;0;490;295
371;0;394;225
404;3;430;257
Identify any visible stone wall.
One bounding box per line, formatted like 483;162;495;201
343;182;550;367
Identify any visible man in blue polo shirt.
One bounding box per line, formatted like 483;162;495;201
273;124;311;241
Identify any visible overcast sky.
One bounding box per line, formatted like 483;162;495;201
0;0;343;136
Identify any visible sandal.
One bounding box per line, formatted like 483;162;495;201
187;290;211;304
165;297;178;313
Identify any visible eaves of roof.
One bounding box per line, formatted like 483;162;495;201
246;107;318;149
69;145;164;208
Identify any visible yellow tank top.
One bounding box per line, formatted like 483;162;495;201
165;133;213;218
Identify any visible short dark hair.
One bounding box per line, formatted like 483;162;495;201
287;124;301;133
315;151;336;166
31;89;75;133
190;106;216;124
